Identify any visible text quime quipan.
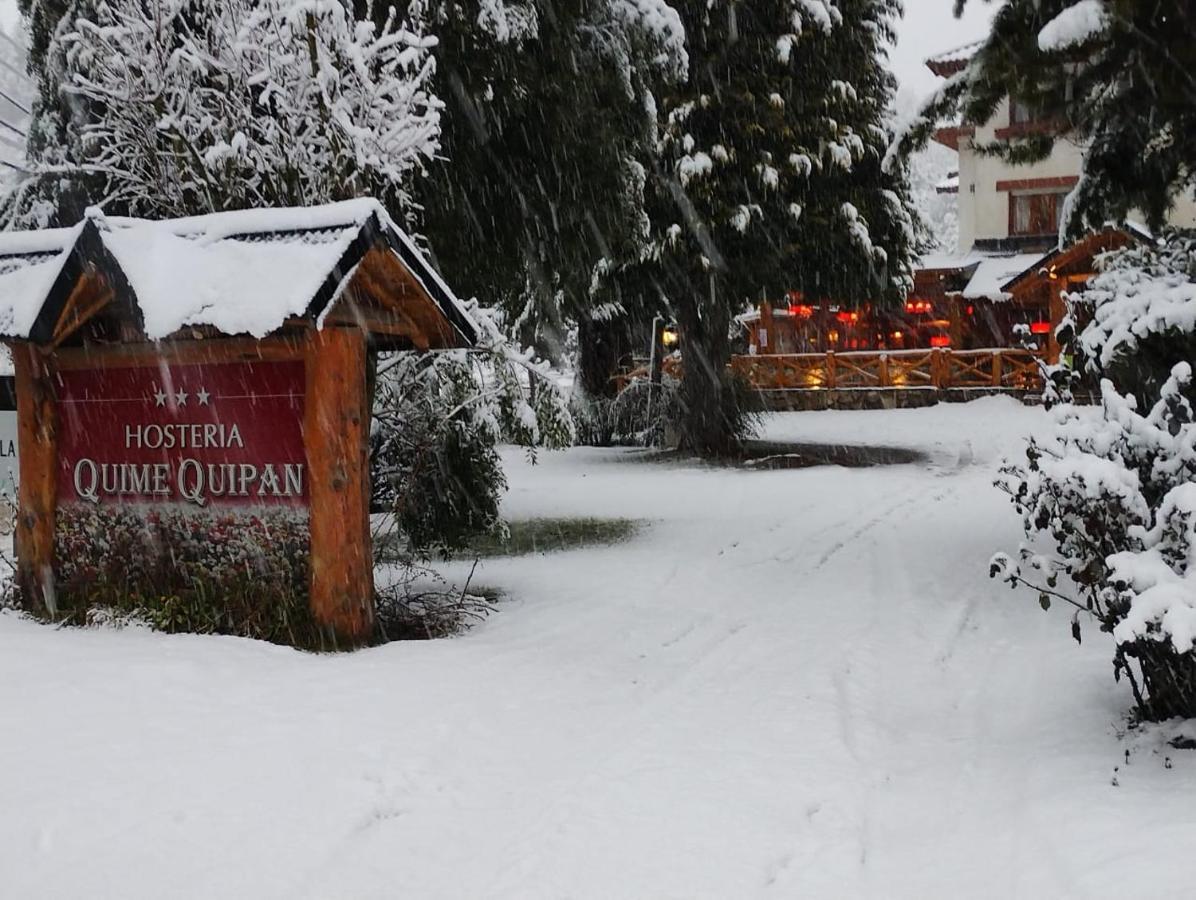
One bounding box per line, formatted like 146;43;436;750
71;422;304;507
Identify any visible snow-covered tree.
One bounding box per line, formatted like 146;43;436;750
640;0;917;456
0;26;33;180
994;233;1196;721
9;0;441;225
372;302;574;558
410;0;687;367
895;86;959;254
892;0;1196;238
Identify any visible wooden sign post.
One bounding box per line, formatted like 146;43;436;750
0;202;474;647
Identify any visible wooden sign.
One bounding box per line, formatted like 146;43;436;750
56;360;306;508
13;332;373;646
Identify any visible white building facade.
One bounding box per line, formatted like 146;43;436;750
928;42;1196;257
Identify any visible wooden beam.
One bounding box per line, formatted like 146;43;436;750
50;271;114;349
360;245;461;349
995;175;1079;192
304;325;374;645
340;256;432;350
11;342;57;613
1047;280;1065;365
947;296;964;349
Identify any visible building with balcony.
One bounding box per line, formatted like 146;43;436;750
913;40;1196;360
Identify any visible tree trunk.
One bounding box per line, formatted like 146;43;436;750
674;279;742;458
577;316;632;399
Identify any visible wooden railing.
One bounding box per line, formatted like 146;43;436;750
614;348;1043;394
729;348;1042;392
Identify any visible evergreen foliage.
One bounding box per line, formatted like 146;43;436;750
891;0;1196;238
639;0;917;456
403;0;686;363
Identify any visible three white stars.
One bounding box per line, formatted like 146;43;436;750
151;385;212;407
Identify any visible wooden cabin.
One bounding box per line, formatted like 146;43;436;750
729;228;1139;404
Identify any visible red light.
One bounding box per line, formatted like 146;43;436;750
836;311;859;324
789;304;814;318
905;300;933;314
966;305;975;315
930;335;951;348
1029;321;1051;335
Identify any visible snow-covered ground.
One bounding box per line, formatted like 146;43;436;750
3;397;1194;899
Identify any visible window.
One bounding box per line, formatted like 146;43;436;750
1009;98;1039;126
1010;191;1066;236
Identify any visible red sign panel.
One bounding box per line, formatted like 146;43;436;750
56;360;307;508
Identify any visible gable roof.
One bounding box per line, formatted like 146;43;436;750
0;199;477;349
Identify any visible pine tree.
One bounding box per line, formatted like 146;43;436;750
407;0;687;367
892;0;1196;237
644;0;916;456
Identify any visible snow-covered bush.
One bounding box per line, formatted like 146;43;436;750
51;505;316;645
994;234;1196;720
371;304;573;559
9;0;440;224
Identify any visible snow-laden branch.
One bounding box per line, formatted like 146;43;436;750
14;0;441;224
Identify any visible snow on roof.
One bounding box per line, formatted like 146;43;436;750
918;250;976;272
735;307;796;325
0;222;85;339
100;214;363;340
914;247;1051;299
102;197;387;241
962;252;1048;301
1038;0;1110;52
925;39;982;76
0;200;477;344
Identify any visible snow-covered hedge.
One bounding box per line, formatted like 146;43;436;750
52;504;314;645
994;233;1196;720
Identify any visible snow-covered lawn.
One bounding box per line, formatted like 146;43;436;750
3;397;1194;899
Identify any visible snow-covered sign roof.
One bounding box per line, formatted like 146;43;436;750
925;40;982;77
0;198;477;349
